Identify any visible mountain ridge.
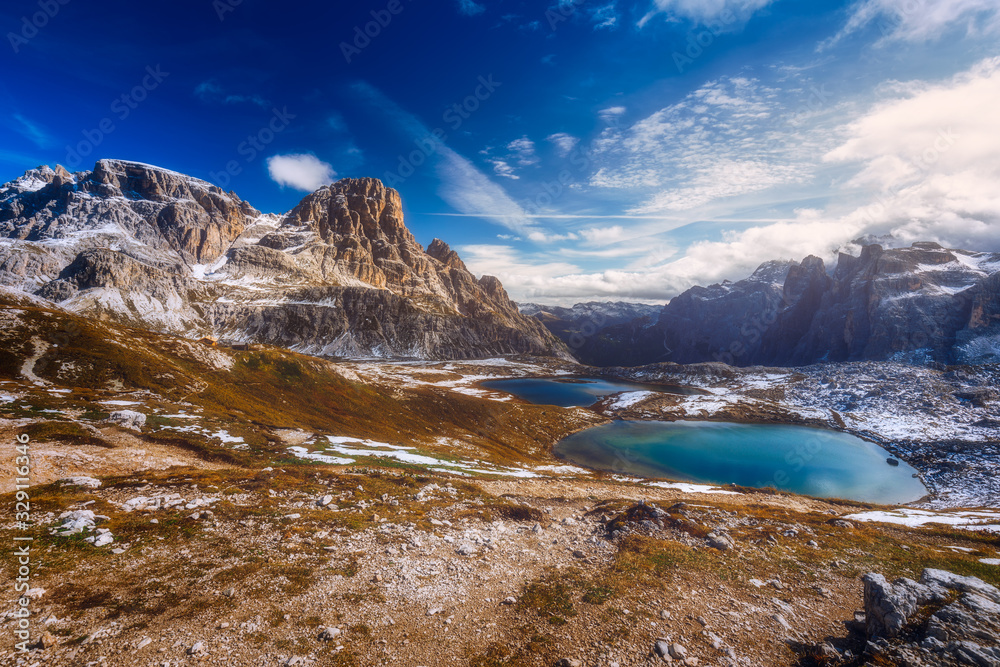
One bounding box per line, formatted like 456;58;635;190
558;242;1000;367
0;160;566;360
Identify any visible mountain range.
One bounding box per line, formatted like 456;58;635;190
527;244;1000;367
3;160;998;369
0;160;564;360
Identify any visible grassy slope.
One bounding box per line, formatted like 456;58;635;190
0;296;596;468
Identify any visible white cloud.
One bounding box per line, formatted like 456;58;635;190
819;56;1000;249
489;159;520;180
639;0;775;27
528;231;579;243
579;225;625;243
629;160;807;213
506;136;539;166
481;136;539;181
266;154;337;192
547;132;580;157
824;0;1000;47
588;76;810;213
598;106;627;122
591;3;619;29
458;244;581;287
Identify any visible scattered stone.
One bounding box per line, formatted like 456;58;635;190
317;495;334;507
107;410;146;431
668;643;687;660
59;476;101;489
707;531;734;551
660;609;671;620
187;641;205;655
52;509;98;536
85;530;114;548
318;627;341;641
772;614;792;633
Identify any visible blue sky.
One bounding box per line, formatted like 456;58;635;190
3;0;999;304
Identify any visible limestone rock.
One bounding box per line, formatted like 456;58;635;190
107;410;146;431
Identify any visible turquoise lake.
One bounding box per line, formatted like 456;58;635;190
554;421;927;503
481;376;698;408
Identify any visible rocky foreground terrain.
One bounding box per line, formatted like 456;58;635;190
1;290;998;666
0;161;562;360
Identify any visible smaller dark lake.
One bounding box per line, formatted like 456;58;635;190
481;376;697;408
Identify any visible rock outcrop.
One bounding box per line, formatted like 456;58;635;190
0;161;565;360
820;568;1000;666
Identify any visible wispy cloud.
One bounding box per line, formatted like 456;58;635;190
482;135;539;180
506;136;539;166
547;132;580;157
822;0;1000;48
591;3;619;29
10;114;53;148
588;76;816;214
352;82;539;237
456;0;485;16
598;106;627;123
638;0;775;28
194;80;269;108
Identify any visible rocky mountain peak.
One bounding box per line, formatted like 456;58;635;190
748;259;797;286
427;238;468;271
286;177;410;247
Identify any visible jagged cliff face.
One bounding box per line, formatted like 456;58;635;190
563;243;1000;367
0;160;564;360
